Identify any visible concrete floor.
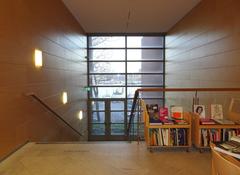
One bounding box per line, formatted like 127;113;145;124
0;142;211;175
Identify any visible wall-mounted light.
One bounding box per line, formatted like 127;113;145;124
62;92;68;104
34;49;43;68
78;110;83;120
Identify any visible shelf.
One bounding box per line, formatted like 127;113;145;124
147;124;191;129
192;113;240;149
141;100;192;149
199;124;240;129
148;145;190;148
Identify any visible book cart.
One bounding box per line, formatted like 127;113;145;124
192;114;240;152
141;100;192;152
132;88;240;152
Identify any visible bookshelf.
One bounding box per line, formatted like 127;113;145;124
141;100;192;151
192;114;240;151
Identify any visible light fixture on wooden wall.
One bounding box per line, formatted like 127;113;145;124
78;110;83;120
34;49;43;68
62;92;68;104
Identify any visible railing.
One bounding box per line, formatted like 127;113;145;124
28;93;83;137
127;87;240;140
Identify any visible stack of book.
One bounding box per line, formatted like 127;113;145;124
200;118;216;125
160;118;174;125
214;136;240;159
213;119;235;125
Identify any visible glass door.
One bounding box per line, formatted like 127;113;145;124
89;99;126;140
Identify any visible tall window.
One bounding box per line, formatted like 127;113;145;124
88;35;165;140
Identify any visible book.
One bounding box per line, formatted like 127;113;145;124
149;112;162;125
159;107;168;119
220;140;240;150
211;104;223;119
213;119;235;125
214;146;240;159
147;104;162;125
170;106;183;120
174;119;188;125
160;118;174;125
231;136;240;143
193;105;206;118
147;104;159;113
200;118;216;125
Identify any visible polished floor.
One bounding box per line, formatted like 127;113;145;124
0;142;211;175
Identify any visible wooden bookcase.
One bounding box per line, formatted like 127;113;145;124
141;100;192;151
192;114;240;151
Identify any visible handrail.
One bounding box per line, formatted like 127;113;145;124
127;87;240;137
28;94;83;137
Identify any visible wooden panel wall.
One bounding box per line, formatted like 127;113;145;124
0;0;87;159
165;0;240;114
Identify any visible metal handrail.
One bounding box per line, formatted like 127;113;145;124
28;94;83;137
127;87;240;138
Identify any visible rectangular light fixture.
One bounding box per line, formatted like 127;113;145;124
78;110;83;120
34;49;43;68
62;92;68;104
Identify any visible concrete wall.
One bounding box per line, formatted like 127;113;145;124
0;0;87;159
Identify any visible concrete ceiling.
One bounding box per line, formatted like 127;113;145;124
62;0;201;33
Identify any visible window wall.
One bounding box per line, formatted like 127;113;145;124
88;35;165;140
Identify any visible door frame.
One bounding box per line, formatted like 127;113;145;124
88;98;127;141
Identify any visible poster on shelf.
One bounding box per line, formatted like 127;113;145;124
211;104;223;119
193;105;206;118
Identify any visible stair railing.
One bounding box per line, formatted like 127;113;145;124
27;93;83;137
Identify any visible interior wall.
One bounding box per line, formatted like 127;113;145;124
165;0;240;115
0;0;87;159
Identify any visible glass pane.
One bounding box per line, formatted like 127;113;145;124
129;123;139;135
91;101;105;111
91;124;105;135
111;112;124;123
90;62;125;73
127;49;163;60
127;100;141;111
127;112;140;123
89;49;125;60
127;62;163;73
127;100;134;110
111;124;124;135
90;74;125;86
127;87;139;98
90;87;125;98
91;112;105;123
127;74;163;86
143;99;164;107
127;36;163;48
111;101;124;110
89;36;125;48
127;87;164;98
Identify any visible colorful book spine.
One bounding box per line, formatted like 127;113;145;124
149;128;188;146
201;129;240;147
